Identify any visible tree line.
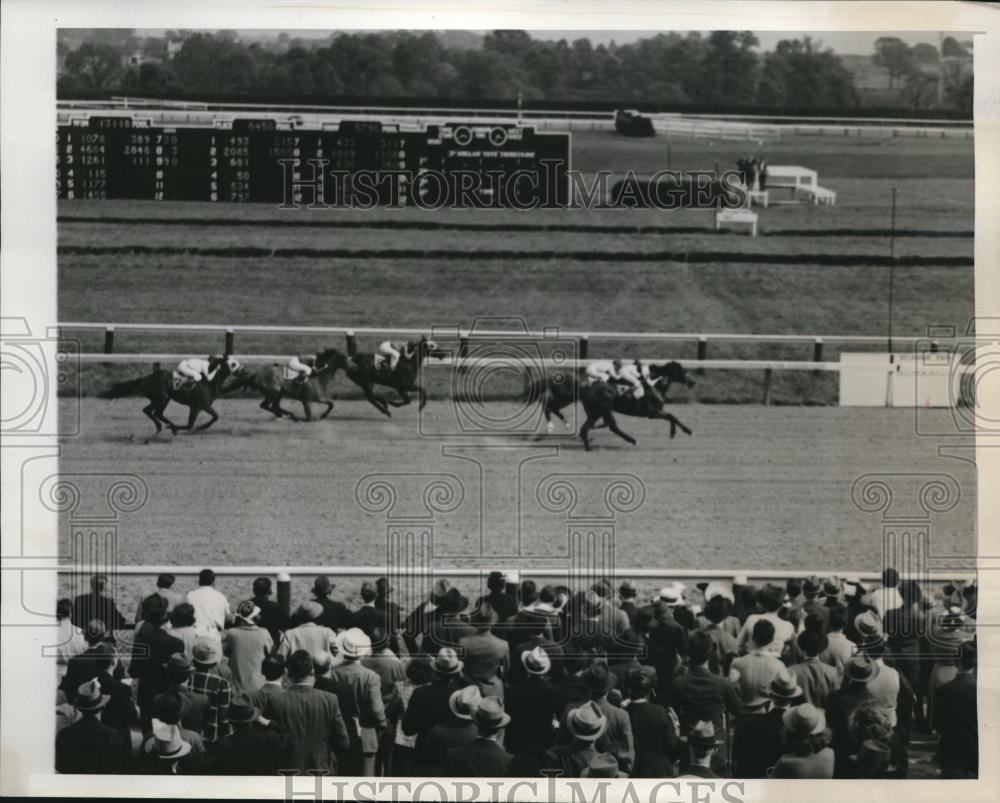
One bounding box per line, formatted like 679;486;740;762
57;29;971;113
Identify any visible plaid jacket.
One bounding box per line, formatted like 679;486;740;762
190;669;232;742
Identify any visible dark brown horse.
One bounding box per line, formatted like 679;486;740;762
223;355;348;421
100;356;239;434
316;337;440;417
533;360;694;443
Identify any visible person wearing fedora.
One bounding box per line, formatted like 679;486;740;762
401;647;468;759
387;655;434;777
423;587;475;657
768;702;834;778
459;603;509;701
147;690;206;758
536;700;615;778
475;571;519;624
261;649;351;772
825;653;881;763
801;577;831;631
402;578;452;655
135;718;198;775
331;628;387;776
59;619;115;699
556;663;634;773
130;596;185;725
622;667;680;778
297;575;352;633
162;652;210;735
445;696;514;776
617;579;640;629
360;624;406;775
790;630;841;709
504;647;558;755
700;596;739;676
418;684;482;775
279;601;337;659
933;638;978;777
677;720;721;779
580;752;627;779
223;600;274;696
200;693;293;775
373;577;405;650
55;678;128;774
732;668;803;778
510;612;564;682
819;605;856;672
250;577;289;646
190;638;233;743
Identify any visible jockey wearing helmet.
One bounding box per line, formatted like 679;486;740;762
585;358;645;398
378;339;417;371
175;355;240;388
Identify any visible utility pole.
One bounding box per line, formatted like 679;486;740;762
888;187;897;360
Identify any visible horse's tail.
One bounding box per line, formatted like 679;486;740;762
99;374;150;399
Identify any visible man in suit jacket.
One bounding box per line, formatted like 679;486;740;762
353;582;389;640
419;685;481;775
934;640;978;775
446;696;513;776
130;597;185;724
423;589;475;656
402;579;451;655
511;614;565;681
536;701;616;778
248;654;286;711
279;602;337;658
474;572;519;623
164;653;211;734
556;663;634;773
330;629;387;776
790;631;841;709
71;575;126;633
251;577;289;646
55;679;128;774
401;648;468;757
374;577;405;655
203;694;293;775
458;604;509;700
505;647;558;755
262;650;350;772
300;576;352;632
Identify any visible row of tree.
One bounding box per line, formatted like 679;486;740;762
57;29;972;112
872;36;973;111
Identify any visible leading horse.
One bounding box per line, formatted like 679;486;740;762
316;337;440;417
100;356;240;434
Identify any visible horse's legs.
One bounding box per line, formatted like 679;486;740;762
604;412;637;445
386;387;411;408
654;411;693;438
141;403;162;434
362;386;391;417
300;400;313;422
579;410;602;451
320;399;334;419
195;405;219;430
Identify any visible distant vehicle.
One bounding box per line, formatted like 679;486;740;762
614;109;655;138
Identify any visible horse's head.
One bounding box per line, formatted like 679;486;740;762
416;336;440;360
315;348;348;372
223;355;241;375
650;360;695;389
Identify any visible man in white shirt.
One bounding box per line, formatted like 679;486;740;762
186;568;232;637
736;585;795;657
869;568;904;618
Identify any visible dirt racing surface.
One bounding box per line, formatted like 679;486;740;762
59;398;976;580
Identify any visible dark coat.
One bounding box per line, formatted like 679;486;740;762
261;685;351;772
547;677;591;720
826;685;875;771
312;597;353;632
933;671;977;774
132;627;185;717
419;719;477;775
732;708;784;778
626;701;678;778
71;591;126;632
447;738;514;776
505;676;557;754
252;595;289;646
672;666;741;735
475;591;519;623
352;605;389;640
539;743;614;778
400;675;467;755
511;635;565;681
203;719;294;774
55;714;128;774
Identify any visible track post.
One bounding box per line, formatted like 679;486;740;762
762;368;773;405
276;572;291;621
579;335;589;360
224;328;235;354
696;337;707;376
345;330;358;356
813;338;824;376
103;326;115;354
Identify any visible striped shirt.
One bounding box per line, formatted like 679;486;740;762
729;651;786;708
393;680;421;748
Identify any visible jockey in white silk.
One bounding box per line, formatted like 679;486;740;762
585;358;645;398
288;355;315;383
176;357;213;385
378;339;415;371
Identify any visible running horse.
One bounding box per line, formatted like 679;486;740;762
100;356;240;434
222;353;349;421
533;360;694;450
315;336;440;417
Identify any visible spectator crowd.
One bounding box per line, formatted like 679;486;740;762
55;568;978;779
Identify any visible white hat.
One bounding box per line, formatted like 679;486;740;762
704;581;735;604
339;628;372;659
658;582;686;605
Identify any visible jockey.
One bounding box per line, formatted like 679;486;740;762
175;356;213;386
378;339;416;371
585;358;645;398
288;354;316;384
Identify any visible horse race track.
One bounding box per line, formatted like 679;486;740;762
59;397;975;611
